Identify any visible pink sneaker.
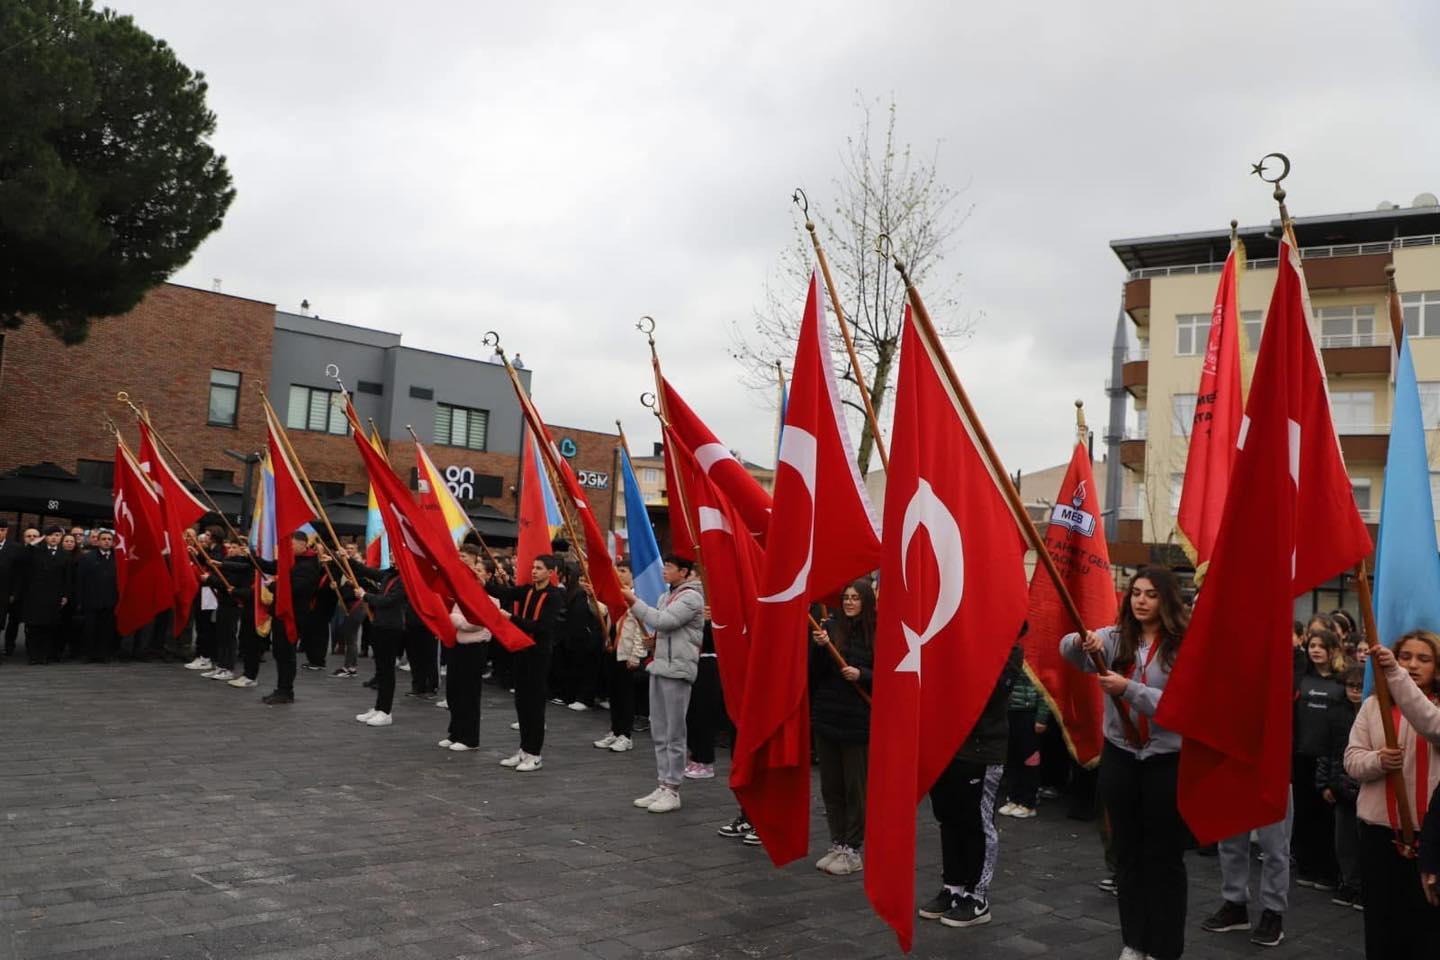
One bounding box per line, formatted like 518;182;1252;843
684;762;715;780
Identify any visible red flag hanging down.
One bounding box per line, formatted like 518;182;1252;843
502;367;628;624
262;403;320;644
344;399;533;652
732;270;883;865
666;423;762;705
515;430;553;586
864;306;1029;952
112;440;174;635
1177;240;1245;572
660;430;699;559
1022;441;1114;768
660;377;773;544
1154;236;1372;844
136;421;208;636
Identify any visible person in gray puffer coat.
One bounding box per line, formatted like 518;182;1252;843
622;554;705;814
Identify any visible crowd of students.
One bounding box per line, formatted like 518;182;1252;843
5;517;1439;957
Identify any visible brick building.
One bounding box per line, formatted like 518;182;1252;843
0;283;619;545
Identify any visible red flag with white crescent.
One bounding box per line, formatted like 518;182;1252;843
864;306;1029;952
112;440;174;635
137;420;208;635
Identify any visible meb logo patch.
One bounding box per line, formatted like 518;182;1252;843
1051;480;1096;536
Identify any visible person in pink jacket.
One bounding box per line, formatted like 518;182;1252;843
1344;629;1440;957
442;544;507;753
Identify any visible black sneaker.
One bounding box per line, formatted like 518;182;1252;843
1096;876;1118;896
261;691;294;705
940;894;990;928
1200;900;1250;933
329;668;352;678
303;663;324;671
918;888;960;920
1249;909;1283;947
1331;885;1361;909
717;816;752;839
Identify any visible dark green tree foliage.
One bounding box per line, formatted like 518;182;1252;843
0;0;234;342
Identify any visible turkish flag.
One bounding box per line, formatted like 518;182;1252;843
732;270;882;865
1022;441;1114;768
515;430;553;586
1155;236;1372;844
112;440;174;635
137;421;208;636
1177;242;1244;572
345;399;533;652
661;377;773;544
668;425;763;713
864;305;1029;951
660;433;698;559
263;404;319;645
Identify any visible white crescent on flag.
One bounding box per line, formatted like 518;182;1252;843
758;427;817;604
895;478;965;676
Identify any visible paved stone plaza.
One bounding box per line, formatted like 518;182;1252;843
1;659;1364;959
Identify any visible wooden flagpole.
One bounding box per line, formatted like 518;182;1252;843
794;188;890;472
883;237;1141;744
637;317;702;550
1256;152;1415;844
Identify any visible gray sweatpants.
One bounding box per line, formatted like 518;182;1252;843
649;673;693;788
1218;790;1293;914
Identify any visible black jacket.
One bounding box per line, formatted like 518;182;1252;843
1314;695;1360;803
494;581;562;649
1294;667;1347;759
22;544;70;626
0;536;24;611
208;557;256;608
1421;780;1440;875
75;549;118;612
955;642;1024;766
558;587;601;651
362;570;407;632
809;615;874;744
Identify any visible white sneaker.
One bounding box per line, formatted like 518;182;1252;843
648;789;681;814
509;721;520;731
398;661;411;672
184;657;212;671
567;701;589;712
1119;948;1144;960
199;668;220;679
435;699;449;709
228;676;257;688
211;669;234;681
816;844;843;872
998;802;1018;817
438;739;453;748
1009;805;1037;820
448;742;473;752
609;735;633;753
499;751;524;768
594;732;619;749
634;786;666;809
515;754;542;772
824;848;862;876
355;709;378;723
366;712;392;727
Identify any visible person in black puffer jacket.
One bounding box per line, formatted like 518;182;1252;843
1293;628;1348;889
809;579;876;877
1315;662;1365;907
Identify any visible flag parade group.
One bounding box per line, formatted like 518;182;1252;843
6;182;1440;960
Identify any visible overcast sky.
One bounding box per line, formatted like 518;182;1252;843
117;0;1439;474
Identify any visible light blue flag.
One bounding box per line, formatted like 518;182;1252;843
620;446;665;607
1368;335;1440;694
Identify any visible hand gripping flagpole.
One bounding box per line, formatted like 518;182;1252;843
794;187;889;472
1255;152;1417;847
880;235;1140;745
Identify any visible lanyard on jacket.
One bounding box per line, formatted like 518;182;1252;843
1116;640;1159;746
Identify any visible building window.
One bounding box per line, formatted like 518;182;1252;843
310;480;345;501
1314;305;1375;349
201;468;234;486
208;369;241;427
287;385;348;435
1419;382;1440;430
76;458;114;488
1431;472;1440;517
1242;311;1263;352
1168;473;1184;515
356;380;383;396
640;467;660;485
1171;393;1197;437
434;403;488;451
1403;291;1440;338
409;385;434;400
1329;391;1376;433
1351;478;1372;516
1175;314;1210;356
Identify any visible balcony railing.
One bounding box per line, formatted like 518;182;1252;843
1126;235;1439;280
1121;426;1148;441
1317;331;1391;350
1124;344;1151;362
1334;421;1390;435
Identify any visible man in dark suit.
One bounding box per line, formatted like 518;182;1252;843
24;526;71;664
0;519;22;662
76;530;119;663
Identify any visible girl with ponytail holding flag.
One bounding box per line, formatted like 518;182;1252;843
1344;630;1440;956
1060;566;1188;960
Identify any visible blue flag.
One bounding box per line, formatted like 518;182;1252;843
620;446;665;607
1369;335;1440;693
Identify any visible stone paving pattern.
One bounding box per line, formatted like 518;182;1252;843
0;658;1365;959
